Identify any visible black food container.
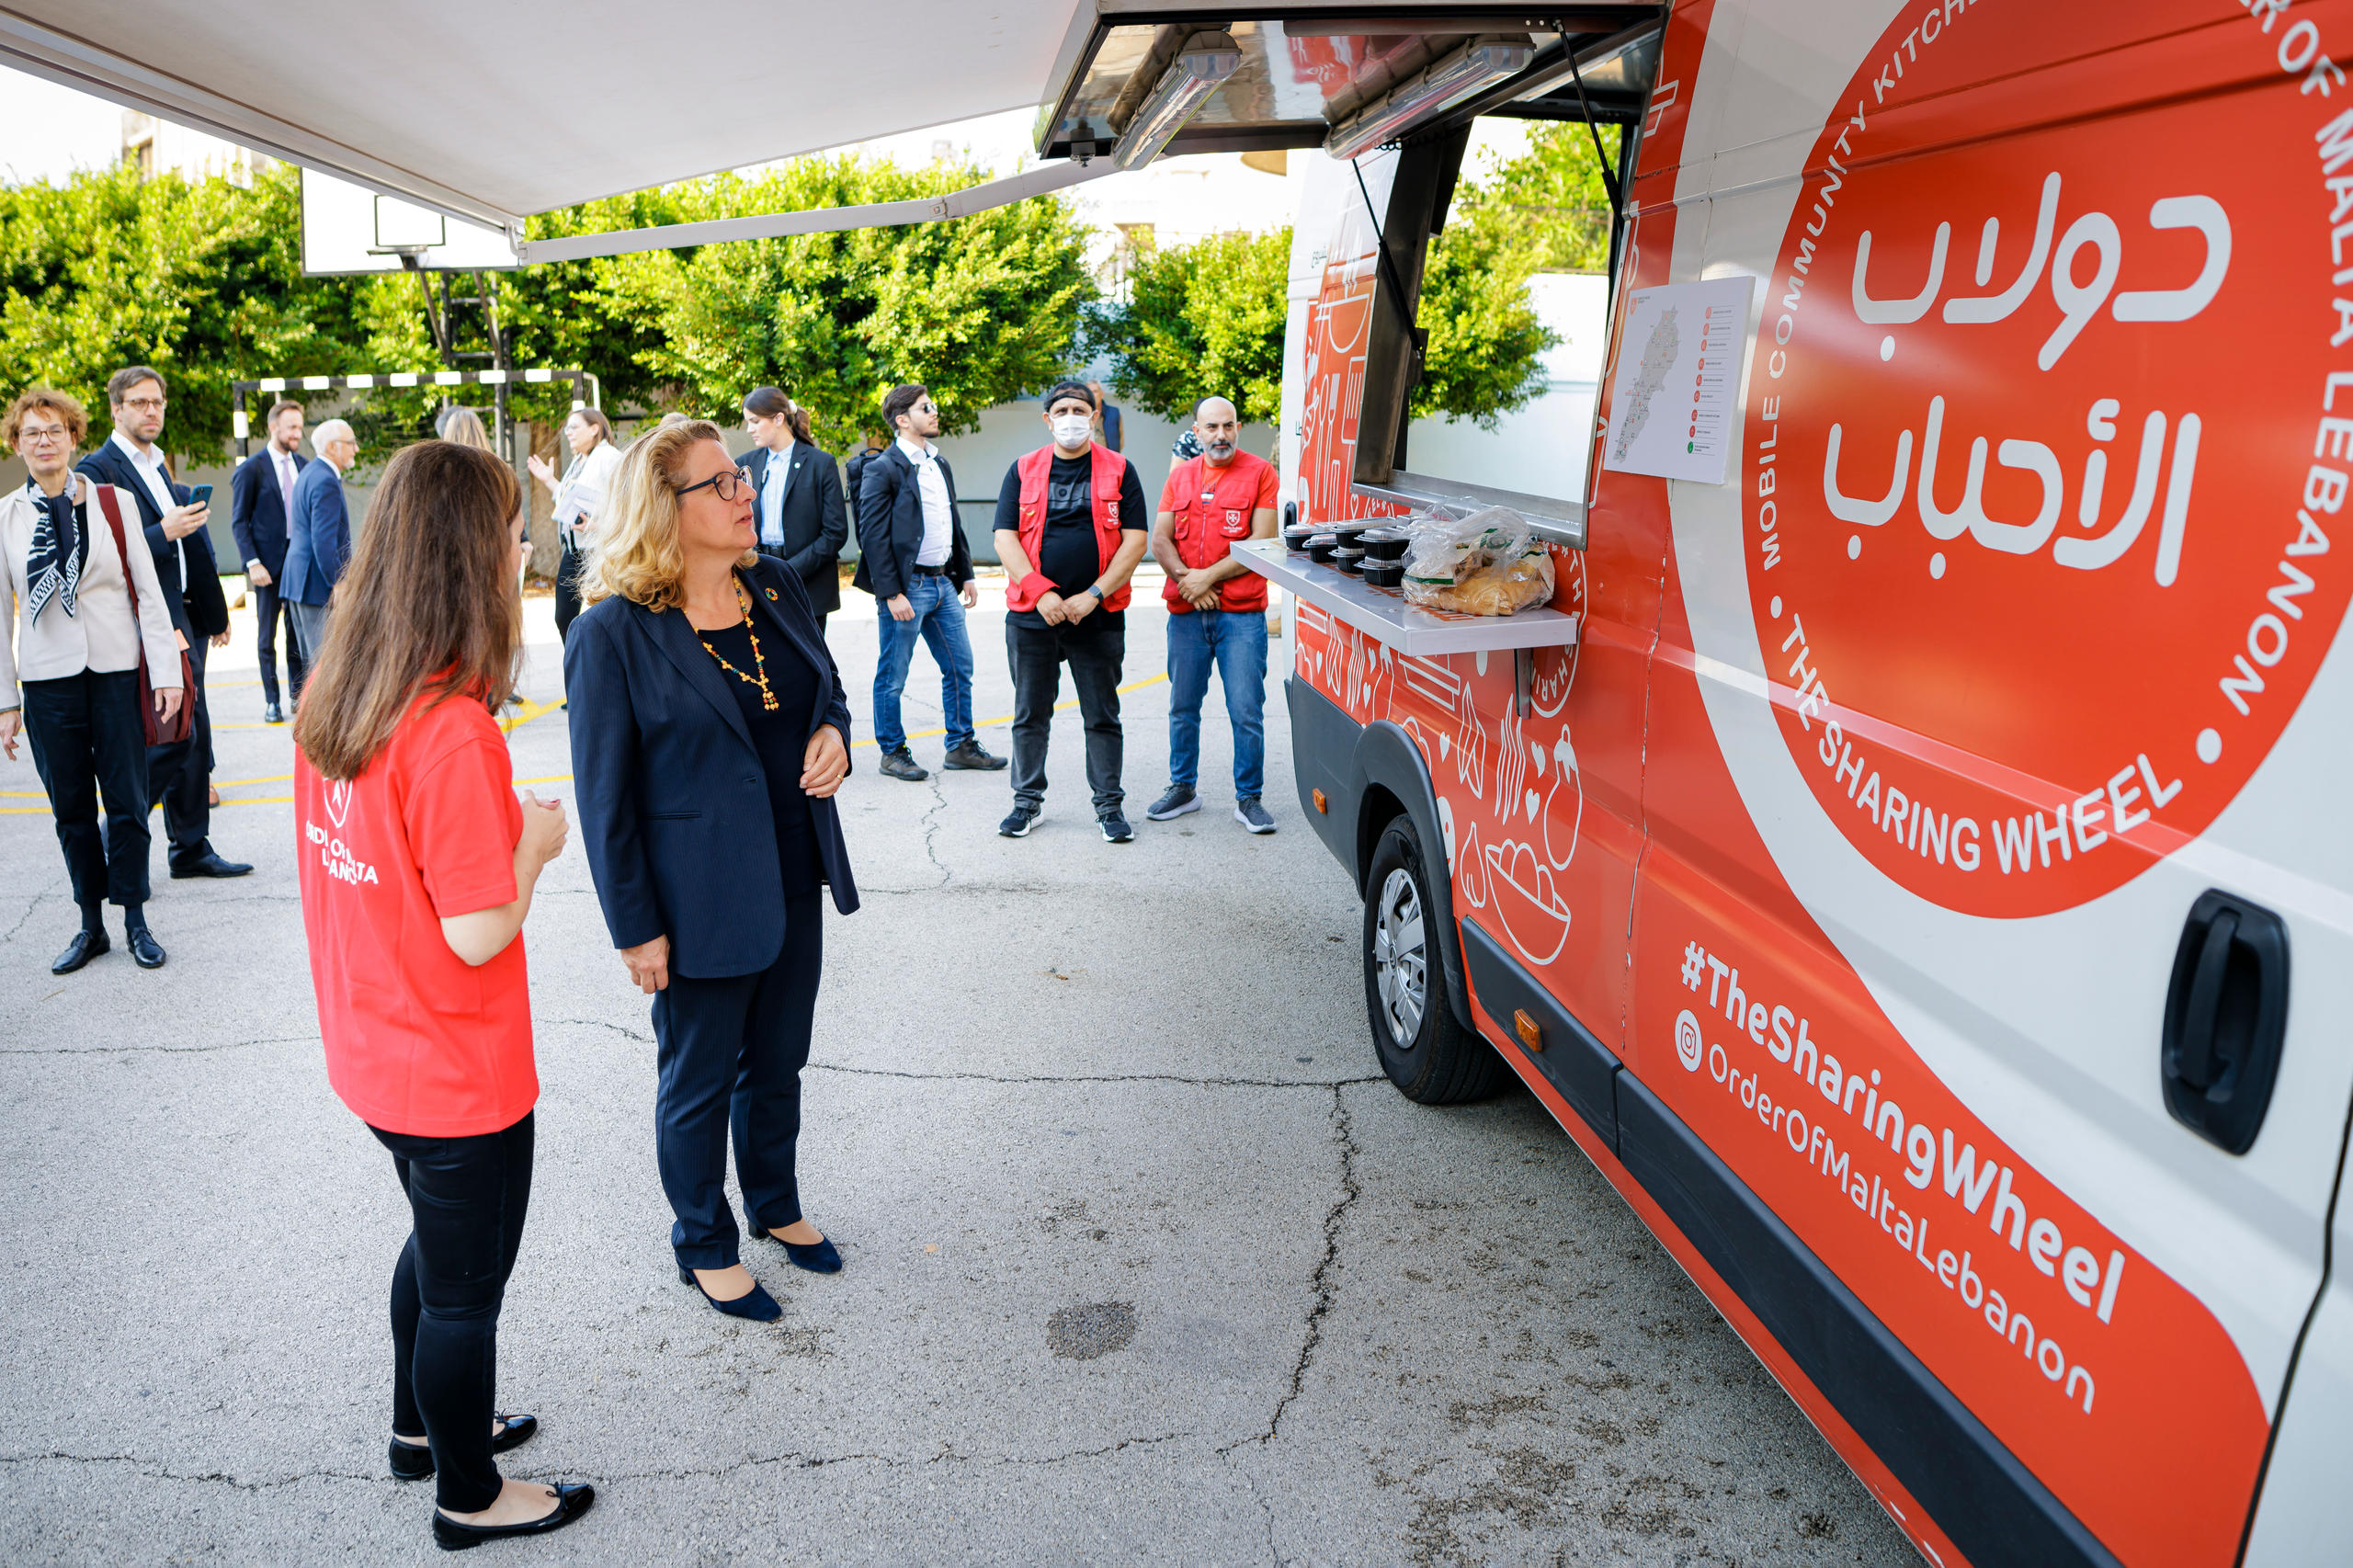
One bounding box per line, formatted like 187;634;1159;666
1360;558;1404;588
1304;533;1340;563
1331;545;1368;575
1282;522;1320;552
1355;527;1410;561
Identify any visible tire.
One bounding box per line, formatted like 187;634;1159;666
1362;814;1505;1105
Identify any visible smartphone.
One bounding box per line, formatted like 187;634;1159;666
188;483;213;507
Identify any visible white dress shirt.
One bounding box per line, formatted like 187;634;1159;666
248;445;301;572
758;438;795;548
110;429;185;586
897;435;953;568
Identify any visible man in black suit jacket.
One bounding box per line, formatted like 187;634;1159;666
228;398;309;720
741;388;847;629
852;383;1004;782
76;365;250;881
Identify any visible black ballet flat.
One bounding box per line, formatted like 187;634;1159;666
390;1415;540;1481
677;1265;782;1321
750;1224;842;1274
431;1481;595;1551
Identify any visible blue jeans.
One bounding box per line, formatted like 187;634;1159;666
872;574;975;756
1166;608;1268;799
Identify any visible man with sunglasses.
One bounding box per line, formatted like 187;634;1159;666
852;384;1004;782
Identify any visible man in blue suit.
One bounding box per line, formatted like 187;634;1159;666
282;417;357;671
75;365;249;881
229;398;309;719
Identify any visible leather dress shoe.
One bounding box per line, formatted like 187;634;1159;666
430;1481;595;1551
750;1224;842;1274
127;928;166;969
390;1414;540;1482
51;929;109;975
264;701;285;725
170;852;253;880
677;1265;782;1321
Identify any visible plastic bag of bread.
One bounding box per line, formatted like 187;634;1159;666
1401;506;1557;615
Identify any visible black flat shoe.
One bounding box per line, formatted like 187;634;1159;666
751;1224;842;1274
170;852;253;880
431;1482;595;1551
677;1265;782;1321
51;930;108;975
126;928;166;969
390;1415;540;1481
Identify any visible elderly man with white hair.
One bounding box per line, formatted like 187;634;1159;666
281;416;358;693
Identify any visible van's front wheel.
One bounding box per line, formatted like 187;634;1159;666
1363;816;1504;1105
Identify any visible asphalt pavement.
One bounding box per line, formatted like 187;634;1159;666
0;574;1912;1565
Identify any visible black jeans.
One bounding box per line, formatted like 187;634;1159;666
253;580;306;708
1006;616;1125;816
21;668;152;909
554;544;583;643
650;893;824;1269
370;1113;535;1515
146;632;212;866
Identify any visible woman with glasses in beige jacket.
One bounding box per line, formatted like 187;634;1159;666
0;386;185;973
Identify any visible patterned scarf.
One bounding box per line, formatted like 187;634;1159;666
23;476;84;625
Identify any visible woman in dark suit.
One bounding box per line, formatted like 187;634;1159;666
563;419;858;1322
740;387;847;631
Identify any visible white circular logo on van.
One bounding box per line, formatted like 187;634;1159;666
1675;1009;1704;1073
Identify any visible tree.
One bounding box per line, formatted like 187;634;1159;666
587;156;1098;447
0;163;365;461
1088;227;1291;425
1459;122;1621;275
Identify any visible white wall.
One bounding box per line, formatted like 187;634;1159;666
1400;271;1609;503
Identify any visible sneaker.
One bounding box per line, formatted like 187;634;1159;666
880;748;930;782
1145;785;1200;822
1098;813;1135;844
943;740;1008;771
1234;798;1277;835
999;805;1043;837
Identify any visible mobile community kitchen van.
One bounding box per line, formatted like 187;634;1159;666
14;0;2348;1560
1244;3;2353;1565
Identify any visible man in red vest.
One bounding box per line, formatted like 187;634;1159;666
991;380;1150;842
1145;395;1280;834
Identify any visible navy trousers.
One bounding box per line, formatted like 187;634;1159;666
21;668;152;909
253;581;306;707
650;892;824;1269
146;633;212;867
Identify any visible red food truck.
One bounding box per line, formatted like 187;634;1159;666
1241;4;2353;1565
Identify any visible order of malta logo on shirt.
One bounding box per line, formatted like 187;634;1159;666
304;778;381;887
1742;0;2350;918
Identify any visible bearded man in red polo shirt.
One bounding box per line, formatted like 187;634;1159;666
1145;394;1279;834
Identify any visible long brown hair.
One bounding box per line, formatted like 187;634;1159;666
743;385;813;447
294;440;523;779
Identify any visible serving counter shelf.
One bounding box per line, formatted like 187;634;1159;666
1233;540;1579;656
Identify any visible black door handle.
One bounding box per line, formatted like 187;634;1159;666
2161;891;2290;1154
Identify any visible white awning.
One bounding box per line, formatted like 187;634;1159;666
0;0;1076;228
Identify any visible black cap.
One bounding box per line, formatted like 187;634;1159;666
1042;379;1097;412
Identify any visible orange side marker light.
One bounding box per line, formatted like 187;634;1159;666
1514;1009;1543;1052
1312;788;1328;813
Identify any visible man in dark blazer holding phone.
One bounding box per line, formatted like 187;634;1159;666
76;364;249;881
740;387;847;630
229;398;310;720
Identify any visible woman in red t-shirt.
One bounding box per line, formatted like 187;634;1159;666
292;441;594;1552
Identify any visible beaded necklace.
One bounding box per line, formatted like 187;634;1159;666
697;577;779;711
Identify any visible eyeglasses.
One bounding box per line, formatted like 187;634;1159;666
17;423;69;444
119;397;165;413
676;466;753;502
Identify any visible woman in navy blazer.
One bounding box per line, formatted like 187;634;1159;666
564;419;858;1323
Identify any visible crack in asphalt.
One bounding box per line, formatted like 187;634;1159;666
3;888;62;945
0;1033;317;1059
1223;1085;1360;1454
918;771;953;887
0;1453;380;1491
543;1018;1381;1091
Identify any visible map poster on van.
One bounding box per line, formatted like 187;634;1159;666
1602;274;1756;485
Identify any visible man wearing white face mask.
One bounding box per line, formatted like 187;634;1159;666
991;380;1149;842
